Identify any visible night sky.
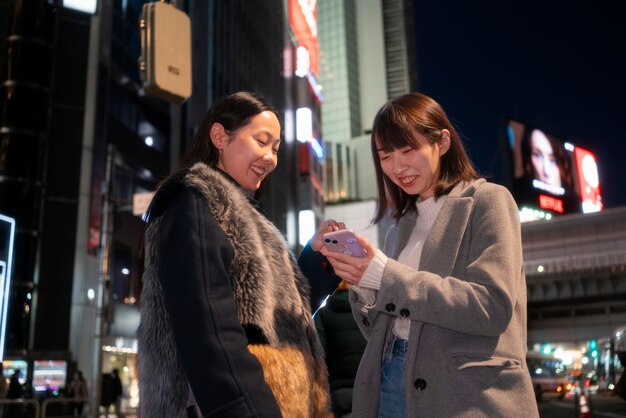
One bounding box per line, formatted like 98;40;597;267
413;1;626;208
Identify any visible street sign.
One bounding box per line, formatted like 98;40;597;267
0;214;16;362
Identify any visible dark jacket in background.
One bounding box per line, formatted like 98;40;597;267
299;245;341;312
314;289;367;417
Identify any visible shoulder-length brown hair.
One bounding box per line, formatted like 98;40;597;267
371;93;479;223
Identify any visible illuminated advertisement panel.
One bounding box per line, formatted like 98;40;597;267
574;146;603;213
507;118;600;216
33;360;68;392
2;359;28;385
289;0;319;76
0;214;15;362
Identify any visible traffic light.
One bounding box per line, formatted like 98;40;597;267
589;339;598;358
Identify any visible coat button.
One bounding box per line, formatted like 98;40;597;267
361;316;370;327
400;308;410;318
414;378;427;391
385;303;396;312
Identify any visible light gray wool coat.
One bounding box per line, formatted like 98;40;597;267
350;179;540;417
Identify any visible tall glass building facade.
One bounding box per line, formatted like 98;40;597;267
318;0;417;205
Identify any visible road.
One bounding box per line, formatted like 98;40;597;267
538;392;626;418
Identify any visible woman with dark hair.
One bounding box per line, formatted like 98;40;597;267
515;126;580;213
520;127;572;193
137;92;330;418
307;93;538;417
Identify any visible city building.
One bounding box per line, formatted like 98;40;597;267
315;0;625;391
0;0;305;413
317;0;417;246
287;0;326;251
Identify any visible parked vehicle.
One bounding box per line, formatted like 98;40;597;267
527;351;570;400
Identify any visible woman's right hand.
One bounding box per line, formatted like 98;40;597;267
309;219;346;252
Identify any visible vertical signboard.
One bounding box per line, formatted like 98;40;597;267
0;214;16;361
574;146;603;213
289;0;319;76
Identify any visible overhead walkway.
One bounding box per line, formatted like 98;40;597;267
522;206;626;343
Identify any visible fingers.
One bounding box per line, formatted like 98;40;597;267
356;235;375;254
310;219;346;252
321;219;345;232
325;253;368;286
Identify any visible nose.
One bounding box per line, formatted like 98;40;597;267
262;148;277;167
541;155;551;176
391;152;406;174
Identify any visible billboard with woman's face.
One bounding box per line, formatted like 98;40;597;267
507;118;603;215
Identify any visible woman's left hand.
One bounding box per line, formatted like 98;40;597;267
322;235;377;286
309;219;346;252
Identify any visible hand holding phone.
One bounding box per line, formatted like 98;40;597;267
322;229;366;257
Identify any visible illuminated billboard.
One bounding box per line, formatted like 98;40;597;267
289;0;319;76
0;214;15;361
33;360;68;392
507;118;603;216
574;146;603;213
2;359;28;385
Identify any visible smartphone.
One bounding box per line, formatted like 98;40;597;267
322;229;366;257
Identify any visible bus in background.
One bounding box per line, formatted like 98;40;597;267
526;351;571;401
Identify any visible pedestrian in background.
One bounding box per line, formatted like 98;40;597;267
314;280;367;417
69;370;88;417
137;92;330;417
310;92;539;417
5;370;22;400
110;369;123;418
4;370;23;418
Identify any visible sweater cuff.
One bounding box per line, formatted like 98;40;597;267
358;249;388;290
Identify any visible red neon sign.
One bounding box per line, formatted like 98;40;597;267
539;195;564;213
289;0;319;76
574;146;603;213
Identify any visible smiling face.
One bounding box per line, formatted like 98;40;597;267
530;129;561;187
376;130;450;199
211;111;281;191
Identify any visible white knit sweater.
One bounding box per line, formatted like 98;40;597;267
354;195;448;339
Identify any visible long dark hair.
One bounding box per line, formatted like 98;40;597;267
371;93;479;223
136;92;277;293
180;91;278;169
520;127;573;191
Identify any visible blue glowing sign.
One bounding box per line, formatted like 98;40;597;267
309;137;324;159
0;214;16;362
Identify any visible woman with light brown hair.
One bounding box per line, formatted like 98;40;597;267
309;92;538;417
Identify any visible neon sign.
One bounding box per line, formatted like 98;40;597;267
0;214;16;362
574;147;603;213
289;0;319;76
539;195;564;214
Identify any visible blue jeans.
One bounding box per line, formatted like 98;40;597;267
378;336;407;418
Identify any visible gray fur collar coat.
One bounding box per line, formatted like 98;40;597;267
138;163;330;417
